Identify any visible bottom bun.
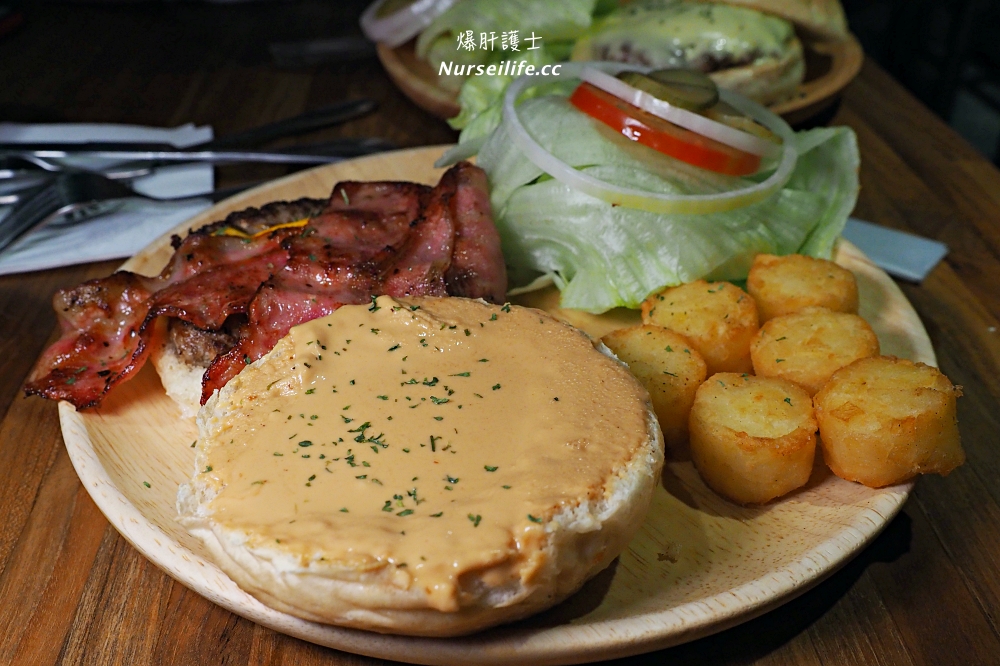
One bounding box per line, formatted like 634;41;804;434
179;426;660;635
149;319;205;420
178;296;663;636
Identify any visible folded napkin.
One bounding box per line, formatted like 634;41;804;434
0;122;215;276
842;218;949;283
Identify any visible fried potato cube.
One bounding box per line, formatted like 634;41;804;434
750;307;880;396
689;374;817;504
747;253;859;322
814;356;964;487
641;280;758;375
602;325;708;457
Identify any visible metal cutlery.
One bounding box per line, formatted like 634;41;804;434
197;99;377;149
269;37;377;67
0;172;257;255
0;98;378;155
0;137;397;189
0;98;387;179
0;103;392;255
0;136;395;160
3;148;347;166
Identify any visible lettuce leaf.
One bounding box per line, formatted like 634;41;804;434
449;50;559;135
477;96;860;313
438;72;574;167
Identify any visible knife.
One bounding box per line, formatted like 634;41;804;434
0;135;395;157
1;149;348;165
0;98;379;154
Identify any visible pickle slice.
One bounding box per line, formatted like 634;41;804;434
705;101;782;144
617;69;719;111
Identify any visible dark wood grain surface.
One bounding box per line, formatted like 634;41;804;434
1;3;998;664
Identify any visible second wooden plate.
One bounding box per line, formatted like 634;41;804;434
378;34;864;125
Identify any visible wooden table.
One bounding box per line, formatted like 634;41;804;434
2;3;998;664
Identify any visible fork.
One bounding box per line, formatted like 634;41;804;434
0;171;257;254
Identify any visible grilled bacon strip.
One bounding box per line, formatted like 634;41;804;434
24;199;327;409
25;163;506;410
25;272;155;410
199;178;452;401
443;162;507;304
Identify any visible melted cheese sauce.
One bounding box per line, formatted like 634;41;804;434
580;2;794;68
198;296;650;611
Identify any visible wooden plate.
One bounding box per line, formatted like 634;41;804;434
58;146;928;665
378;34;864;125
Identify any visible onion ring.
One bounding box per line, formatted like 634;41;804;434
360;0;458;48
500;63;798;215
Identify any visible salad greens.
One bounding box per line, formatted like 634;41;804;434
474;94;860;313
446;50;561;155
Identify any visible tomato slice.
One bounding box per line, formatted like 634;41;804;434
569;82;761;176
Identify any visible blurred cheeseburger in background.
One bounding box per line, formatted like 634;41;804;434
364;0;850;110
571;0;849;105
